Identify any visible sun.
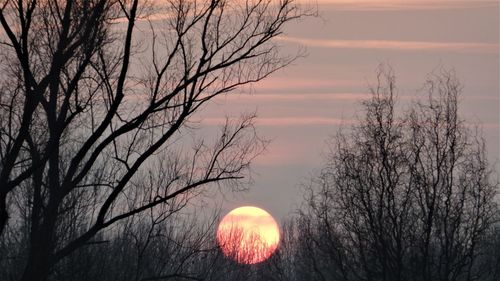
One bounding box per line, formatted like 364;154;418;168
216;206;280;264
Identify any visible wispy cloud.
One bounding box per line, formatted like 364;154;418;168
214;92;500;104
277;36;499;53
217;93;371;102
249;77;360;91
307;0;499;11
203;117;356;127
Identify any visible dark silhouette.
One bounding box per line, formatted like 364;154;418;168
0;1;303;280
294;67;499;281
1;1;497;281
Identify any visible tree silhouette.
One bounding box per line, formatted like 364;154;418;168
297;67;499;281
217;222;278;264
0;1;303;280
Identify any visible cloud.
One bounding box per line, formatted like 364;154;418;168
203;117;356;127
307;0;499;11
217;93;371;102
276;36;499;53
249;77;360;91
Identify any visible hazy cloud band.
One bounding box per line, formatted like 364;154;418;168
277;36;499;53
308;0;499;11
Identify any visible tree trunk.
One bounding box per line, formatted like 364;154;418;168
20;249;52;281
20;195;59;281
0;193;7;236
20;220;57;281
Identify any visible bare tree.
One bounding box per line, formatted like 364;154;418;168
0;1;304;280
299;67;499;281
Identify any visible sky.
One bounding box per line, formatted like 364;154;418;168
199;0;500;222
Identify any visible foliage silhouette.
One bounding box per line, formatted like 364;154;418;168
0;1;304;280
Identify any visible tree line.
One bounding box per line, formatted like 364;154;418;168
288;68;500;281
2;64;498;281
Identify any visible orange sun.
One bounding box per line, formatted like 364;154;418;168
216;206;280;264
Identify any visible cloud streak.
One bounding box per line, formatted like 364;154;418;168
277;36;499;53
308;0;499;11
203;117;356;127
217;93;371;101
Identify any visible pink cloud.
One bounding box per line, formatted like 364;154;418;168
203;117;357;126
216;93;371;102
277;36;499;53
249;77;360;91
307;0;499;11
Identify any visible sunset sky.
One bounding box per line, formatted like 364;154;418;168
201;0;499;221
2;1;497;280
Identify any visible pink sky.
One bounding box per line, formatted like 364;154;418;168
200;0;499;221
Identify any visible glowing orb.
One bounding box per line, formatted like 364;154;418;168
216;206;280;264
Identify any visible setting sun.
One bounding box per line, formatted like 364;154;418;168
216;206;280;264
